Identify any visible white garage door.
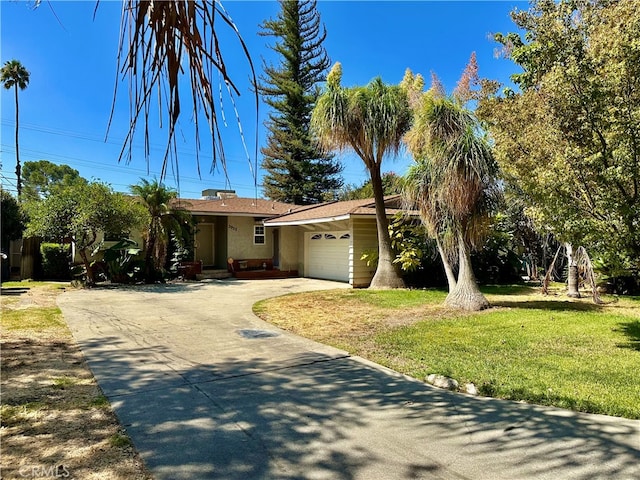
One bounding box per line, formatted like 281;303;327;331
307;231;351;282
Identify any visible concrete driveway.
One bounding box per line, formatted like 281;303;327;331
58;278;639;480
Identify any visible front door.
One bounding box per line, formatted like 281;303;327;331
195;224;215;267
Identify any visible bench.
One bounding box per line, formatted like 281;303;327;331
227;258;273;273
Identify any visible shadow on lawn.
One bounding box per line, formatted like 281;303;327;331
1;336;148;480
67;334;640;480
616;320;640;351
490;298;603;312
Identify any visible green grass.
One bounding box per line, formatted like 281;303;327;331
1;280;69;330
0;307;66;330
52;376;77;389
109;432;133;448
255;285;640;419
346;288;448;308
371;298;640;418
1;280;69;290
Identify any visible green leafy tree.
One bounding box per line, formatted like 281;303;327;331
403;67;498;311
477;0;640;288
130;179;193;283
338;172;402;201
259;0;342;204
312;63;412;288
1;189;25;255
22;160;84;201
1;59;29;197
25;181;143;285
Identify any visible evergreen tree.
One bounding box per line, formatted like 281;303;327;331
259;0;342;205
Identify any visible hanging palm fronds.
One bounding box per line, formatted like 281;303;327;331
107;0;258;184
574;246;603;304
541;244;562;295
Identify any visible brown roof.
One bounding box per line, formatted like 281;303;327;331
172;197;297;217
264;195;406;225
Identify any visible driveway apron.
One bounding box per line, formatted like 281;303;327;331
57;278;640;480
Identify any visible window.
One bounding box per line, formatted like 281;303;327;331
311;234;322;240
340;233;351;240
254;225;265;244
324;234;337;239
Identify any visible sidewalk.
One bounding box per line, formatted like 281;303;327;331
58;278;640;479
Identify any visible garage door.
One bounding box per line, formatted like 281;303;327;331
307;231;351;282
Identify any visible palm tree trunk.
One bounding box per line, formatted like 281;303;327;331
436;237;457;292
368;166;405;289
444;233;489;311
79;248;95;286
565;243;581;298
14;86;21;198
144;229;157;283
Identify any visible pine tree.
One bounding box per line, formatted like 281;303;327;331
259;0;343;205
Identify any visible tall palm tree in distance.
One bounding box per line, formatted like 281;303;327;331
312;63;412;289
1;59;30;198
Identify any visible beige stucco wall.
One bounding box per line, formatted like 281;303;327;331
71;230;145;264
351;217;378;288
276;226;300;273
226;216;272;260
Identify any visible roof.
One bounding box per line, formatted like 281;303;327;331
172;197;297;217
264;195;408;226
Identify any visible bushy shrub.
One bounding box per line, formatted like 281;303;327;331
41;243;71;280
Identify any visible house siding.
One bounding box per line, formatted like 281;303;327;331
297;227;305;274
71;230;145;265
226;216;272;260
351;217;378;288
278;226;300;273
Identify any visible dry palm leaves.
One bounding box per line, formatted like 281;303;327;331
106;0;257;184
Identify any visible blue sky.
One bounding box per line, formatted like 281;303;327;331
0;0;526;200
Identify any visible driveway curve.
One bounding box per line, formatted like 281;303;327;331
58;278;639;480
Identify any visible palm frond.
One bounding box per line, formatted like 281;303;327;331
108;0;257;183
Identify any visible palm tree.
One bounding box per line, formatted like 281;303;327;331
311;63;412;288
403;87;497;311
1;60;30;198
130;179;192;283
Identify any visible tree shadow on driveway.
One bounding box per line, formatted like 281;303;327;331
73;335;640;480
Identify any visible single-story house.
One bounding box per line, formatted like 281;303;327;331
177;192;295;273
182;190;407;287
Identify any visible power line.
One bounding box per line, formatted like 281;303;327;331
0;144;261;189
0;120;370;177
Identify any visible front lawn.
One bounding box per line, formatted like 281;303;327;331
253;285;640;419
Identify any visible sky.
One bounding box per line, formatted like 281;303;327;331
0;0;527;200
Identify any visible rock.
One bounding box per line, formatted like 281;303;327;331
426;374;459;390
464;383;478;396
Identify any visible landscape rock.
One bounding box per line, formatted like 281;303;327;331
464;383;478;396
426;374;459;391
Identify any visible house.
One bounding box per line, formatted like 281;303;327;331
183;190;407;288
177;191;295;274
